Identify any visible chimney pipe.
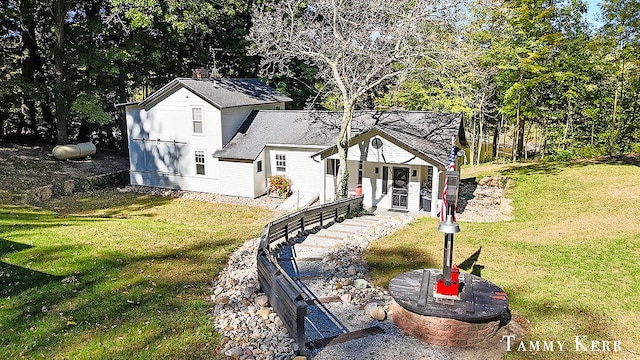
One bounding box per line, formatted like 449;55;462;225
192;68;209;79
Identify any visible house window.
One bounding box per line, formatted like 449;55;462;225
374;167;379;175
358;161;363;185
412;169;418;177
275;154;286;172
192;108;203;134
257;160;263;173
195;150;205;175
326;159;339;175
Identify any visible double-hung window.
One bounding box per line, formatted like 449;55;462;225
195;150;205;175
275;154;286;173
192;108;203;134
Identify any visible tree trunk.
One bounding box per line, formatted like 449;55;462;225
468;112;476;167
512;92;520;161
610;85;618;155
563;98;573;150
515;90;526;160
609;47;625;155
336;102;353;199
540;126;547;160
501;113;506;158
41;102;56;141
118;71;129;152
0;112;4;141
492;123;499;160
477;110;484;166
55;0;68;145
19;0;42;140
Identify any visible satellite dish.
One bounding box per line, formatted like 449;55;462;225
371;137;383;149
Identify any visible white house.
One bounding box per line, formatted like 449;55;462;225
121;77;291;194
121;76;467;215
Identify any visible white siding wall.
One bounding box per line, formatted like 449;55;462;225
324;173;337;202
253;151;268;197
361;162;390;209
219;160;255;197
126;87;223;193
345;136;433;166
266;147;324;195
125;105;144;173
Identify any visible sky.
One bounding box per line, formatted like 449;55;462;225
584;0;604;28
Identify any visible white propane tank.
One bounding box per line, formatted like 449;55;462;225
52;142;96;160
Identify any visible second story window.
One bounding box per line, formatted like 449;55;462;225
192;108;203;134
275;154;286;172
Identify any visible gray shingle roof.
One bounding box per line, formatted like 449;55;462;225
139;78;292;109
213;110;466;166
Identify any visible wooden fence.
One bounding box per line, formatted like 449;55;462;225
256;195;364;356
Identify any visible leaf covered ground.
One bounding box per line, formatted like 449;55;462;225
0;142;129;201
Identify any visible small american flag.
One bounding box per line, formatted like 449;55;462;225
440;145;457;222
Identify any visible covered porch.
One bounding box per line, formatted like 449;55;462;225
321;160;443;216
317;130;461;216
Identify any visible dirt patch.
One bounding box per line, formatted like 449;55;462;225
0;142;129;200
457;175;513;222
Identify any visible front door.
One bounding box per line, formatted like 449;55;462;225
392;167;409;209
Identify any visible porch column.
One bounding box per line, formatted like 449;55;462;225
320;158;326;204
430;165;440;217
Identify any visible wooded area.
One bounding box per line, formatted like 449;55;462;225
1;0;638;162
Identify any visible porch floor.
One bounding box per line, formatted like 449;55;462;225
367;206;432;218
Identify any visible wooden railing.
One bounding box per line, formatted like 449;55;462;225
256;195;364;356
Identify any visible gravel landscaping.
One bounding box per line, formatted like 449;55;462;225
207;176;515;360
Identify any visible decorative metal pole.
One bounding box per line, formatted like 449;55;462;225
435;142;461;298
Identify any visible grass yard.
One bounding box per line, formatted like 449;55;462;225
0;192;278;359
367;158;640;359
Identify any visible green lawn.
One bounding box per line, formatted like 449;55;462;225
0;193;277;359
367;158;640;359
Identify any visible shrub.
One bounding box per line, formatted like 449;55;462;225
575;145;606;159
268;175;292;198
546;149;575;162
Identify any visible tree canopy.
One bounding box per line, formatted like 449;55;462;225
249;0;465;196
0;0;637;163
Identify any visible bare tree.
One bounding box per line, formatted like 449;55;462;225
248;0;463;198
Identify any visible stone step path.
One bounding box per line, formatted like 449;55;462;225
211;209;464;360
274;214;400;352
